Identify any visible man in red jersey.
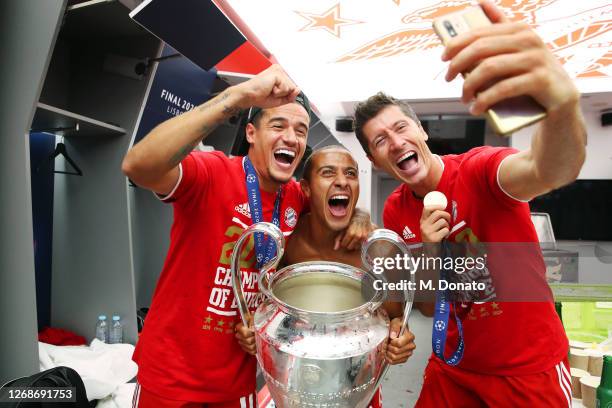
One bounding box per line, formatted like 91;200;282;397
122;65;370;408
352;1;586;406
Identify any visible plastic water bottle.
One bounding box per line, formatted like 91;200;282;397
109;315;123;344
95;315;108;343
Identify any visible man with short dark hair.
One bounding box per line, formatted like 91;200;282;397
282;145;417;408
352;1;585;406
122;65;370;408
354;93;420;156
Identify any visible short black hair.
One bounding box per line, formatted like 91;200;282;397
249;108;265;128
248;91;311;125
353;92;420;155
302;145;354;182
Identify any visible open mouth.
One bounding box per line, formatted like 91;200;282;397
328;194;350;218
396;151;418;173
273;148;296;168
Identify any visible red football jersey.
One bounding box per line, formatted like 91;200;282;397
383;146;568;375
133;151;306;401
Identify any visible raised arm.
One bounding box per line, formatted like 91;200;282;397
497;102;585;201
443;0;586;201
121;64;300;195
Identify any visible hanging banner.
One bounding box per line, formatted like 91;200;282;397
132;45;217;145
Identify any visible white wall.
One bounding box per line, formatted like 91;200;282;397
511;106;612;180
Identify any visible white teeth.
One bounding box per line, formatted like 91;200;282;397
275;149;295;158
396;151;416;164
331;195;349;200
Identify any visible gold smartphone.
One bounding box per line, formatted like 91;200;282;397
433;7;547;136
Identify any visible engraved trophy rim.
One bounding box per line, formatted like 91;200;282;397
259;260;387;322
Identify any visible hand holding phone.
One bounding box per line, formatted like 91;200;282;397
433;3;551;135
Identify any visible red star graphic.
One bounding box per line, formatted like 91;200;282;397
295;3;363;38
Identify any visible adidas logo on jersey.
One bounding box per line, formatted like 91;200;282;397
403;226;415;240
235;203;251;218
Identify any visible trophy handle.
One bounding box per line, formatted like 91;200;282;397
367;287;386;313
361;228;414;335
257;264;273;301
361;228;415;396
231;222;285;327
361;228;408;271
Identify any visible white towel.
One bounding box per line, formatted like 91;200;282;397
38;339;138;401
95;383;137;408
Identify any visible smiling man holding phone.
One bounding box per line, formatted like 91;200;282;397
352;0;586;406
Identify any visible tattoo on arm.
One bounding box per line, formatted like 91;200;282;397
198;90;241;116
223;104;242;117
169;115;226;167
197;90;242;136
199;91;230;113
169;142;196;167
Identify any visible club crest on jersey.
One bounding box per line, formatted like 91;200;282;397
284;207;297;228
403;225;415;240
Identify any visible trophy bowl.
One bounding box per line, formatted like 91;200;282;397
231;223;410;408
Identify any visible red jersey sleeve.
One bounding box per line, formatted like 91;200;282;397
463;146;523;207
383;188;403;236
157;151;226;204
